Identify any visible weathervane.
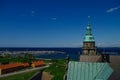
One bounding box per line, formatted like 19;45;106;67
88;16;90;26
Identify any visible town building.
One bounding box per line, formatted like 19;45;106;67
0;63;24;75
31;61;45;68
0;62;30;75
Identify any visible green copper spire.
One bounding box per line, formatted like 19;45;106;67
88;16;90;26
86;16;92;35
84;16;95;42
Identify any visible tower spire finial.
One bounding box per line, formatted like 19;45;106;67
88;16;90;26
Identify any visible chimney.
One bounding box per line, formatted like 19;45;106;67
101;54;110;63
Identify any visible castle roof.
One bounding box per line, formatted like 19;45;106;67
67;61;113;80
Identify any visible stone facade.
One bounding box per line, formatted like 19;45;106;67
82;42;97;55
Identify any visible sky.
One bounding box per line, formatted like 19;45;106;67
0;0;120;47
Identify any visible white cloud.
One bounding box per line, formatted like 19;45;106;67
96;41;120;47
32;11;35;14
67;42;82;47
106;6;120;13
96;42;104;46
31;10;35;16
51;17;57;20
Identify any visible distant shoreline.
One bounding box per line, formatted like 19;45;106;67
0;51;65;54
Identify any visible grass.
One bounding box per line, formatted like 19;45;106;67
0;70;40;80
44;59;66;80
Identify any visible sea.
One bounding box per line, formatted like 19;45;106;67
0;47;120;60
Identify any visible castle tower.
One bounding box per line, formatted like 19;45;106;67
82;16;97;55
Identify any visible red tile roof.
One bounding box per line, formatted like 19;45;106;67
0;63;23;70
0;62;30;70
0;61;44;70
23;63;29;67
32;61;45;67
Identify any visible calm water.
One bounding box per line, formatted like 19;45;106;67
0;47;120;60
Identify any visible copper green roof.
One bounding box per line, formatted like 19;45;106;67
84;35;95;42
84;17;95;42
67;61;113;80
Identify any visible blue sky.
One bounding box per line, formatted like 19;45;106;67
0;0;120;47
